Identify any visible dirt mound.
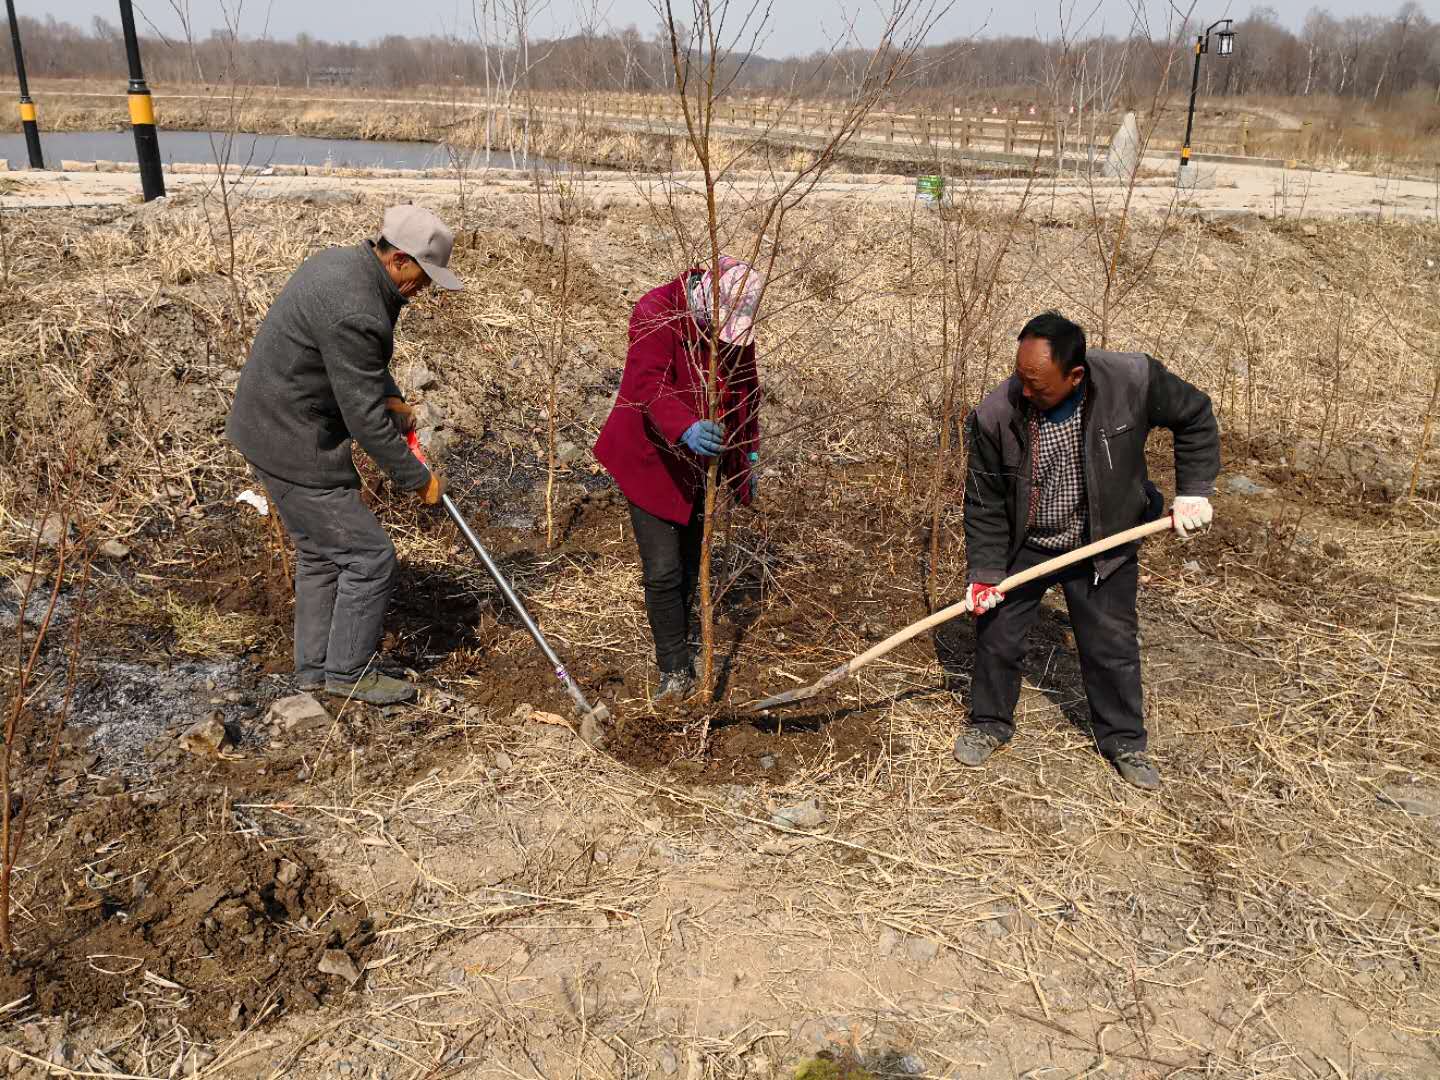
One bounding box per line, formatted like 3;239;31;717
0;797;374;1038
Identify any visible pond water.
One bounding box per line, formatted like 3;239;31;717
0;130;579;172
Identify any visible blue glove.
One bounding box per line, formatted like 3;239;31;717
681;420;725;457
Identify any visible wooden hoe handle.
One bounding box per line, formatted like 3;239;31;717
749;516;1175;712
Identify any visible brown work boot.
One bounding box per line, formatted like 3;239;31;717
325;672;418;706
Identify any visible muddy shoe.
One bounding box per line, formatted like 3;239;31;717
651;670;695;706
1112;750;1160;791
295;672;324;692
952;727;1001;767
325;672;418;706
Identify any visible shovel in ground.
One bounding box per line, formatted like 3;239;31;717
749;516;1176;713
408;431;610;746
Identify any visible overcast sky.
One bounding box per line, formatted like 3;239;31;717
39;0;1394;54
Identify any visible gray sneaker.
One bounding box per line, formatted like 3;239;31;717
325;672;418;706
651;669;696;705
1112;750;1160;791
952;727;1002;767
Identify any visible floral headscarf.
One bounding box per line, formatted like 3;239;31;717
685;255;764;346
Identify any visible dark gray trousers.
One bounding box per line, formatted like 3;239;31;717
254;466;397;683
628;500;703;674
969;544;1146;758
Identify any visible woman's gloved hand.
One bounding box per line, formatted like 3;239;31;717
681;420;725;457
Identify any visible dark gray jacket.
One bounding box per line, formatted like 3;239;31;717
226;241;431;492
963;349;1219;585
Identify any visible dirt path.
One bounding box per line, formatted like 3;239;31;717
3;159;1437;221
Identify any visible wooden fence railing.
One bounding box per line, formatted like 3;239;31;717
509;92;1112;161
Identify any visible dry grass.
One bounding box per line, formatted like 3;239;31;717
0;185;1436;1077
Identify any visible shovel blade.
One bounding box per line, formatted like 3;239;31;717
748;683;822;712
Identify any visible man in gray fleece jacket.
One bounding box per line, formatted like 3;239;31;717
226;205;462;705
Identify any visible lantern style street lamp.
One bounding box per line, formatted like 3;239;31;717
1179;19;1236;169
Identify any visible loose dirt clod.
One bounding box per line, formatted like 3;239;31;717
0;798;374;1038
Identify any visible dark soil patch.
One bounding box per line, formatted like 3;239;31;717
0;796;374;1038
617;706;897;786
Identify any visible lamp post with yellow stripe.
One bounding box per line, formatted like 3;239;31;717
4;0;43;170
1179;19;1235;172
117;0;165;201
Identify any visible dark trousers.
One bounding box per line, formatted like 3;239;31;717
254;466;397;683
628;501;703;674
970;544;1146;758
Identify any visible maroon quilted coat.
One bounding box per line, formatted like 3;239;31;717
593;274;759;524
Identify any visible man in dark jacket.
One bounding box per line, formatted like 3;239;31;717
226;205;461;705
955;311;1219;789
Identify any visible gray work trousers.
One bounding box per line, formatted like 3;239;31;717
253;466;396;683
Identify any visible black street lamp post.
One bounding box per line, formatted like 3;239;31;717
117;0;165;201
4;0;43;170
1180;19;1235;170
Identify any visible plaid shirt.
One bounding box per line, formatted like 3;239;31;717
1026;393;1087;551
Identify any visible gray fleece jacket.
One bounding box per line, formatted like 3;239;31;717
226;240;431;492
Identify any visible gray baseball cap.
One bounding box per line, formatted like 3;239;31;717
380;205;462;291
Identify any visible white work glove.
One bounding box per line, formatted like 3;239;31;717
1172;496;1214;540
964;582;1006;616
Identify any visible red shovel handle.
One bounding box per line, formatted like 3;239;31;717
406;429;428;466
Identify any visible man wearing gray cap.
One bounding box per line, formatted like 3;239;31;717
227;205;462;705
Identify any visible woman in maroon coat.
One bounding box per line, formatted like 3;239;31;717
594;257;763;702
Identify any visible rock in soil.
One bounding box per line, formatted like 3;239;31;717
10;512;70;549
407;362;437;391
1224;474;1271;496
179;713;230;757
318;949;363;987
1377;785;1440;819
578;713;608;749
267;692;331;735
906;936;940;963
771;798;828;830
877;925;903;957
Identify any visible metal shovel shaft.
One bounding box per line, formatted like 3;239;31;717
441;492;600;719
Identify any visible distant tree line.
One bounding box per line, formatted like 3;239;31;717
3;4;1437;107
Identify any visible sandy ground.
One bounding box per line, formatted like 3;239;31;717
1;157;1436;221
